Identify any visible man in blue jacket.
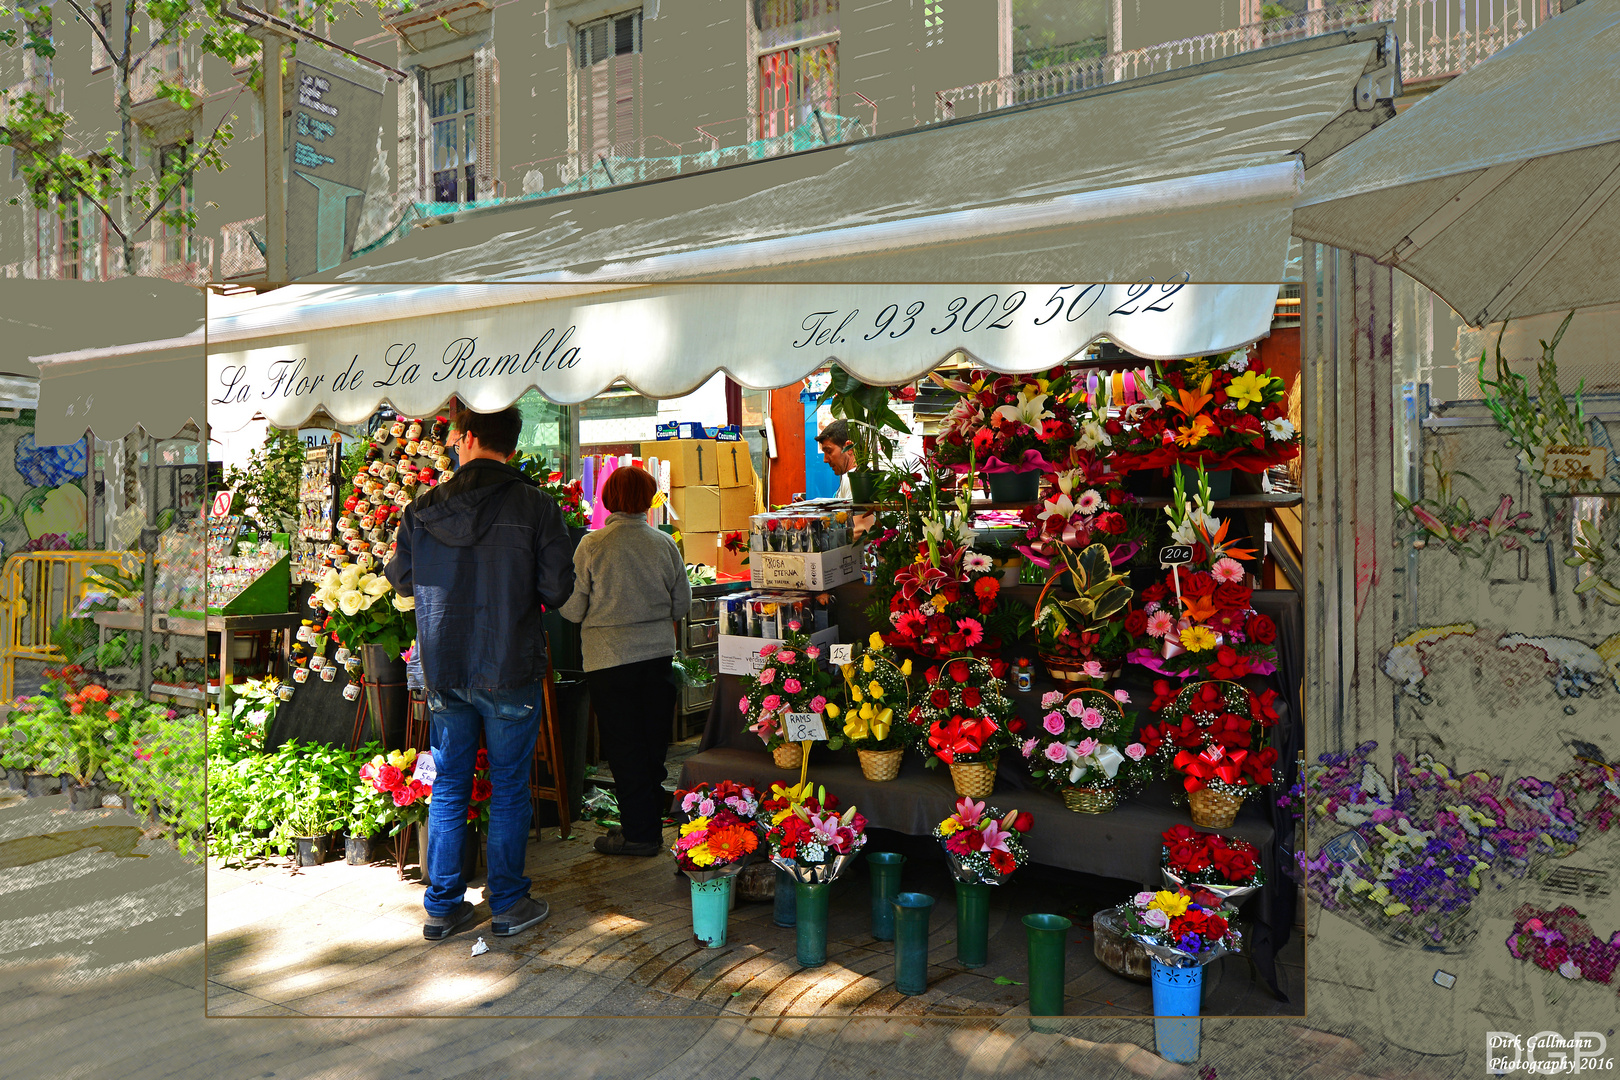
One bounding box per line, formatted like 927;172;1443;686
386;405;575;941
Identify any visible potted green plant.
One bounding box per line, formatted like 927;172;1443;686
346;751;395;865
269;741;362;866
24;671;139;810
816;364;913;502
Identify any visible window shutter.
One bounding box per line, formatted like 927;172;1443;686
614;51;638;158
590;59;612;160
475;48;497;197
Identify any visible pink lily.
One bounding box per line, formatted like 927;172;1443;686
979;819;1014;854
953;797;986;827
1408;503;1449;537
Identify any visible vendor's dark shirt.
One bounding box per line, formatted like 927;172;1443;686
385;459;575;690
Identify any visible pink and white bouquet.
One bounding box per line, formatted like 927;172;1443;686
737;627;837;752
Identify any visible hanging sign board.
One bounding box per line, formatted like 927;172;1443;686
207;283;1279;432
285;50;387;280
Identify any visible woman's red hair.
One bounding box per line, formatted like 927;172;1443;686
600;466;658;515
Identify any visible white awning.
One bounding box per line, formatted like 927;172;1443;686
1;278;203;378
328;29;1388;285
32;333;206;446
205;282;1283;432
1293;0;1620;326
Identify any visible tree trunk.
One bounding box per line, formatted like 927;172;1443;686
119;6;136;277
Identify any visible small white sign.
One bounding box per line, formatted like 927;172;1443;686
412;751;437;786
211;490;234;518
828;644;856;665
783;712;828;742
1543;444;1607;482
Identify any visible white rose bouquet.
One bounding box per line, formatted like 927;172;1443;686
310;565;416;660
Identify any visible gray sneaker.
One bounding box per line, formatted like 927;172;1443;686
423;900;476;941
492;896;551;936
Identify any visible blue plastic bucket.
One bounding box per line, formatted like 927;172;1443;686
691;877;732;948
1150;959;1203;1063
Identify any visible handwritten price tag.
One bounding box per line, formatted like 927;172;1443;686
1543;445;1607;482
759;552;809;589
784;712;828;743
1159;544;1195;567
828;644;856;665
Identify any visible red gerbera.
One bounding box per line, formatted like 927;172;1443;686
973;577;1000;601
988;849;1016;875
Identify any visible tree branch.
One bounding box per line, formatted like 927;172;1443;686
57;0;124;66
0;128;130;243
132;84;243;235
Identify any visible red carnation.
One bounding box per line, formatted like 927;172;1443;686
1246;613;1276;645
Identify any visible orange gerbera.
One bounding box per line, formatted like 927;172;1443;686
706;826;754;863
80;684;110;702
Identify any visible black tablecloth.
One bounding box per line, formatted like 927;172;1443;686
687;582;1303;1000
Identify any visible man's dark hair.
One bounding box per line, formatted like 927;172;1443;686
454;405;524;457
816;419;851;449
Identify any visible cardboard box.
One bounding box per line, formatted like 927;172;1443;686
718;625;840;676
719;485;757;532
682;530;719;566
642;439;725;487
669;485;722;533
712;442;754;489
749;545;862;591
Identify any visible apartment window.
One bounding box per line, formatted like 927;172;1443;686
155;143;196;266
575;9;641;163
1012;0;1107;73
757;42;837;140
58;194;83;279
428;60;477;203
90;1;112;72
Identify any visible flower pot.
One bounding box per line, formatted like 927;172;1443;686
24;773;60;798
345;833;377;865
691;876;733;948
795;881;831;967
736;859;777;902
1173;465;1232;501
7;768;28;791
857;748;903;782
771;742;803;770
1062;785;1117;814
1150;959;1203;1063
893;892;935;995
948;756;998;799
66;782;103;812
868;852;905;941
359;643;409;749
773;867;797;927
955;880;993;968
294;835;331;867
985;470;1041;503
1187;787;1243;829
1024;913;1072;1033
847;471;878;504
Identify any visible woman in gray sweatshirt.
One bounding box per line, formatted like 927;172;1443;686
558;465;692;856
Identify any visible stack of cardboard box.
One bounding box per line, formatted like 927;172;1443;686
641;438;759;576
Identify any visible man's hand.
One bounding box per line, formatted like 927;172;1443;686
850;512;877;543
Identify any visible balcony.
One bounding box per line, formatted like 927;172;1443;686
134;233;214;285
219;218;267;280
130;45;205;123
936;0;1548;121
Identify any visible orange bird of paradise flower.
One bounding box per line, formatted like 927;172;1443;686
1196;517;1259;562
1165;375;1215;418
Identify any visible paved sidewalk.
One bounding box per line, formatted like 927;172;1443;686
206;818;1302;1020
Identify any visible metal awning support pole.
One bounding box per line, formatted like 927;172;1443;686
140;431;157;695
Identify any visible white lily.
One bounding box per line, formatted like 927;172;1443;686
1068;742;1125;783
993;389;1051;431
1075;419;1110;451
1037;493;1075;524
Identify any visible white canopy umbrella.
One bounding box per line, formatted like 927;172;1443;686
1292;0;1620;326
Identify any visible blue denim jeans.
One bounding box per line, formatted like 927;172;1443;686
424;682;543;917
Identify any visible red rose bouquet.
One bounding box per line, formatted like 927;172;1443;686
930;367;1078;476
1137;680;1281;825
1124;467;1277;681
1019;687;1153;803
909;656;1018;768
737;628;837;753
466;747;494;829
358;747;433;835
1114;351;1299;476
932;797;1033;884
1160;823;1266;904
764;785;868;884
1118;888;1242;966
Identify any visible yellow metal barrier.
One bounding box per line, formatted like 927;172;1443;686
0;550;137;702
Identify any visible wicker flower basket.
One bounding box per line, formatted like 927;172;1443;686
772;742;804;770
1188;786;1244;829
1037;651;1122;686
858;748;904;782
948;756;999;798
1062;785;1118;814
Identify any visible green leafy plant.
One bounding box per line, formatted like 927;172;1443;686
1477;311;1593;490
267;740;364;849
816;364;913;472
114;705;205;860
223;427;307;532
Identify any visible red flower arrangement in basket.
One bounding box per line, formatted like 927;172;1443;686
908;656;1017;767
1113;352;1299;476
929;367;1079;476
1138;680;1281;827
885;536;1008;659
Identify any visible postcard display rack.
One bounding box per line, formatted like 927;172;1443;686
152;518;205;618
295;442;343;584
206;516;292;616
